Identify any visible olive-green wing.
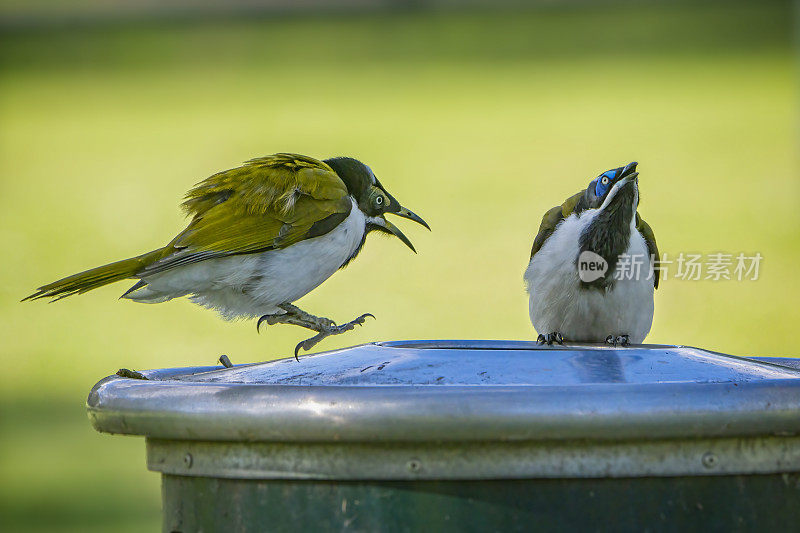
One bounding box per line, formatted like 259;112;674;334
636;213;660;289
143;153;351;275
529;190;583;260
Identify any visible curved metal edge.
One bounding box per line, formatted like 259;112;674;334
122;365;247;381
146;435;800;480
87;377;800;442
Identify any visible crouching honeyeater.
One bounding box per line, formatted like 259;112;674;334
524;162;659;346
24;153;429;358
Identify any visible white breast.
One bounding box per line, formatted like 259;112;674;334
245;198;366;313
524;210;655;343
136;197;366;319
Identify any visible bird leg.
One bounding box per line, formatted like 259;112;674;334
537;332;564;346
257;303;374;360
605;335;630;347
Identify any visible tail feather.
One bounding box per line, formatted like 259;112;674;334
23;248;169;302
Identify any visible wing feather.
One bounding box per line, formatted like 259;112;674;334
529;190;583;260
636;213;660;289
144;154;351;275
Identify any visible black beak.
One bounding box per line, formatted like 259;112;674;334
620;161;638;177
390;206;430;231
379;203;429;253
378;189;429;252
382;190;429;231
382;219;417;253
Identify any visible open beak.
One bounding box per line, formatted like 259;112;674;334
620;161;639;183
599;162;640;211
379;202;429;253
621;161;638;177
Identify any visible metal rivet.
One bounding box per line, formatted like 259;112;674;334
701;452;718;469
406;459;422;473
184;453;193;468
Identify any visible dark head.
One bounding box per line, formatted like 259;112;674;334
324;157;430;252
582;161;639;213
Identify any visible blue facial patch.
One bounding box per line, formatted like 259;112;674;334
593;170;617;197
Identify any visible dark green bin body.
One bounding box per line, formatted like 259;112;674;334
87;341;800;531
162;474;800;532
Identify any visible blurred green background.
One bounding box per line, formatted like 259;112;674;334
0;1;796;531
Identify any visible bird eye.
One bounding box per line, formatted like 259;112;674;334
375;196;384;206
601;176;610;186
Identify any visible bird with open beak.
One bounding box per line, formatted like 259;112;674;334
25;153;429;358
524;162;659;346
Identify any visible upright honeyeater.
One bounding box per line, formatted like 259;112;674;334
524;162;659;346
25;153;429;357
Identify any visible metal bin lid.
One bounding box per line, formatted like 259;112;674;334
88;340;800;444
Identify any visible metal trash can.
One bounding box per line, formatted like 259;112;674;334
88;340;800;531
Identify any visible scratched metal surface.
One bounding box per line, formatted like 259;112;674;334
164;340;800;386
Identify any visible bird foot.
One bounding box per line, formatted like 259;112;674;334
293;313;375;360
537;332;564;346
605;335;630;347
257;304;375;360
257;304;334;333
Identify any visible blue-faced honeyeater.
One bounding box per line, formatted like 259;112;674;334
25;153;429;357
524;162;659;346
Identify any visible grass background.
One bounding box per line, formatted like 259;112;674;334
0;1;796;531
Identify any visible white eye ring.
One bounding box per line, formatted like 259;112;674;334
601;176;610;186
375;196;384;206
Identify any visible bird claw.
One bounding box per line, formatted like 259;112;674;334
293;313;376;361
294;333;326;361
350;313;375;326
257;313;292;333
537;332;564;346
605;335;630;347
